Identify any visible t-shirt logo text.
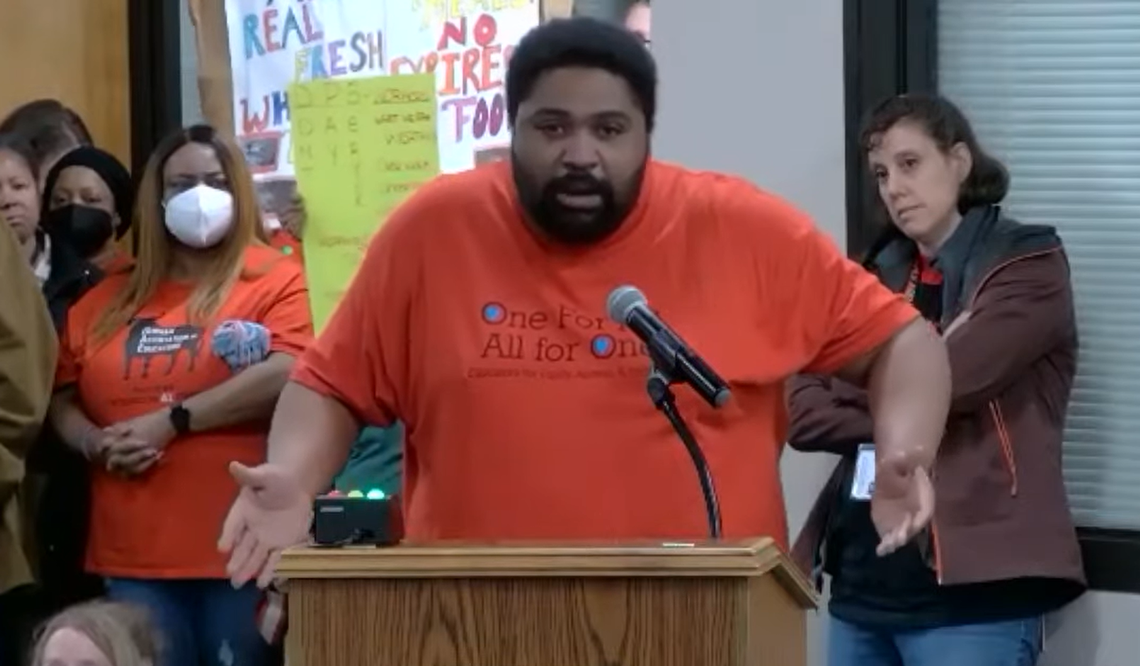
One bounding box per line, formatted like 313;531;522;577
472;301;649;381
123;318;204;379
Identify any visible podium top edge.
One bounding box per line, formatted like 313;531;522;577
276;537;819;608
277;536;790;577
283;537;774;559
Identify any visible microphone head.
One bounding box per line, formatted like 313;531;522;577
606;285;647;324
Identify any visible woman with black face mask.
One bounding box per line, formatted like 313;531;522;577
39;146;134;328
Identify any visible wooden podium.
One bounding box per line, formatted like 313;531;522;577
277;537;818;666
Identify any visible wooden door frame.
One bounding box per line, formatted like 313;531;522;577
128;0;183;175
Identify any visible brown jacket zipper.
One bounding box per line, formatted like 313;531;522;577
928;248;1059;582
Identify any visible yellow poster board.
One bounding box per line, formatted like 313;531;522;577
290;74;439;331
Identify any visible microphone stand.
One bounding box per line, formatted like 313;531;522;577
646;367;723;539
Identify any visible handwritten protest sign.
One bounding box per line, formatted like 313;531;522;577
225;0;538;209
225;0;389;219
290;75;439;330
387;0;538;172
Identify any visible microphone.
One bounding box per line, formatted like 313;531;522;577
606;285;726;538
606;285;731;409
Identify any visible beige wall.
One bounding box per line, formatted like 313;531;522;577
652;0;1140;664
1;0;131;165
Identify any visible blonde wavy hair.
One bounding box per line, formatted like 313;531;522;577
31;601;160;666
92;124;269;343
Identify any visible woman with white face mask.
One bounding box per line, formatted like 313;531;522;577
46;125;313;666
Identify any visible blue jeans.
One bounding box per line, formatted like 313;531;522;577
106;578;270;666
828;615;1043;666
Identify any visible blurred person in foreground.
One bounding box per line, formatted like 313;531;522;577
48;124;310;666
789;94;1084;666
31;600;159;666
219;17;953;589
0;220;57;663
0;135;135;664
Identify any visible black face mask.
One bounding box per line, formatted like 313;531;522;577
44;205;115;258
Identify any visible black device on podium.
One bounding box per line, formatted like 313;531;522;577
606;285;730;539
311;489;403;546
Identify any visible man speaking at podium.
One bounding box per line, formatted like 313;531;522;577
219;17;952;589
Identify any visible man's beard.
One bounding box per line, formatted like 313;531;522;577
512;154;646;246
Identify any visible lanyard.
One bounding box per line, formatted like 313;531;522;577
903;262;921;304
904;261;945;333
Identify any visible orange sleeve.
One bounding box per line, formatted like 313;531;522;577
261;262;314;357
743;189;918;375
289;192;424;427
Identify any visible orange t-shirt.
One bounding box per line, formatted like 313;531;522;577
292;160;917;547
57;245;313;578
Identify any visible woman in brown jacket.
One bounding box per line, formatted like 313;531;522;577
0;138;58;661
788;94;1085;666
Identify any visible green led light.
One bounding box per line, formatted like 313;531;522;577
346;490;364;498
366;489;386;500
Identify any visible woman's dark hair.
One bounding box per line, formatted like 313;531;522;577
506;16;657;132
860;93;1009;213
0;132;40;184
858;94;1010;266
0;99;93;170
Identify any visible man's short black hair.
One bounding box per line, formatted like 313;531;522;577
506;17;657;132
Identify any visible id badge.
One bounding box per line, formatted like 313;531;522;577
850;443;876;501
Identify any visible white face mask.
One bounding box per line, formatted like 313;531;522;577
164;184;235;249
